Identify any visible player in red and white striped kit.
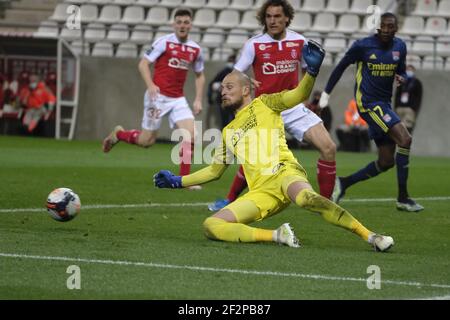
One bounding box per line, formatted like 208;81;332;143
103;8;205;188
208;0;337;211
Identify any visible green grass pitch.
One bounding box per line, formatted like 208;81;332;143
0;135;449;299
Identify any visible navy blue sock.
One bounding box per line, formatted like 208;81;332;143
340;161;383;190
396;147;410;201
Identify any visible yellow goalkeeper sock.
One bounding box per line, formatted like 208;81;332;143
203;217;274;243
295;189;371;241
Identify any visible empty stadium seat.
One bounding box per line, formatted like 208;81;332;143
225;29;249;49
325;0;350;14
230;0;253;11
84;23;107;42
301;0;325;13
323;32;347;53
135;0;160;7
201;47;210;61
184;0;206;9
145;7;170;26
60;27;82;40
290;12;312;32
400;16;425;35
189;26;202;43
424;17;447;36
412;36;436;56
304;32;322;45
201;27;225;48
239;10;259;31
350;0;372;15
107;24;129;42
80;4;98;24
422;55;444;69
49;3;70;22
206;0;230;10
92;42;114;57
130;24;153;44
437;0;450;18
113;0;137;5
70;40;90;56
312;13;336;33
412;0;437;16
116;42;138;58
336;14;360;34
211;47;234;61
377;0;398;13
34;21;59;38
98;5;122;24
406;54;422;69
159;0;182;8
121;6;145;25
437;36;450;57
154;25;173;39
193;9;216;28
216;10;240;29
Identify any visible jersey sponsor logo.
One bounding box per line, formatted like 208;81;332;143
262;60;297;75
286;41;299;48
392;51;400;61
369;53;377;60
168;57;189;70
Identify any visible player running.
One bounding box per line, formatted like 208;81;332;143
319;13;424;212
154;41;394;252
102;8;205;189
208;0;337;212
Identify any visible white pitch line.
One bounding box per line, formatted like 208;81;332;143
0;252;450;290
413;294;450;300
1;196;449;213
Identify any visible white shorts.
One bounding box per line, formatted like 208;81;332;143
142;92;194;131
281;103;323;142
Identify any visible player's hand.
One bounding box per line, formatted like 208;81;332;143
319;92;330;109
250;77;262;89
148;85;160;100
193;100;202;115
302;40;326;77
395;74;405;87
153;170;183;189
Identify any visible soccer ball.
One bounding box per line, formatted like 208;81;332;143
46;188;81;222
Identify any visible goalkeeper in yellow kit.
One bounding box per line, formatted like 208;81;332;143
154;41;394;252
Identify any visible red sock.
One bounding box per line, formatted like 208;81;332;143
117;130;140;144
317;159;336;199
179;141;194;176
226;165;247;202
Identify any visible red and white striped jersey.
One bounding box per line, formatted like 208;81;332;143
234;30;308;97
144;33;204;98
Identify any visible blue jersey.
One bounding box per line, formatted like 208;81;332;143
325;35;407;112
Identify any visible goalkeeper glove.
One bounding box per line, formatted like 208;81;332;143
302;40;326;77
153;170;183;189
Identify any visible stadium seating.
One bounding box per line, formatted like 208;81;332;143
412;0;438;16
290;12;312;32
121;6;145;25
34;21;59;38
91;41;114;56
325;0;350;14
116;42;138;57
130;24;153;44
239;11;259;31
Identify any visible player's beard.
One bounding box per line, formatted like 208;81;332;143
222;97;244;113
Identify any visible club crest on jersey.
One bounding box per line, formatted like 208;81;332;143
291;49;297;59
383;114;392;123
392;51;400;61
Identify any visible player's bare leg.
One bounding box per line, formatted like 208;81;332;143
303;123;337;199
103;127;157;153
285;179;394;252
175;118;201;190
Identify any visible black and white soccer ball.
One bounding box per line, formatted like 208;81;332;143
46;188;81;222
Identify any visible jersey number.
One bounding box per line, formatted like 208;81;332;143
148;108;162;120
